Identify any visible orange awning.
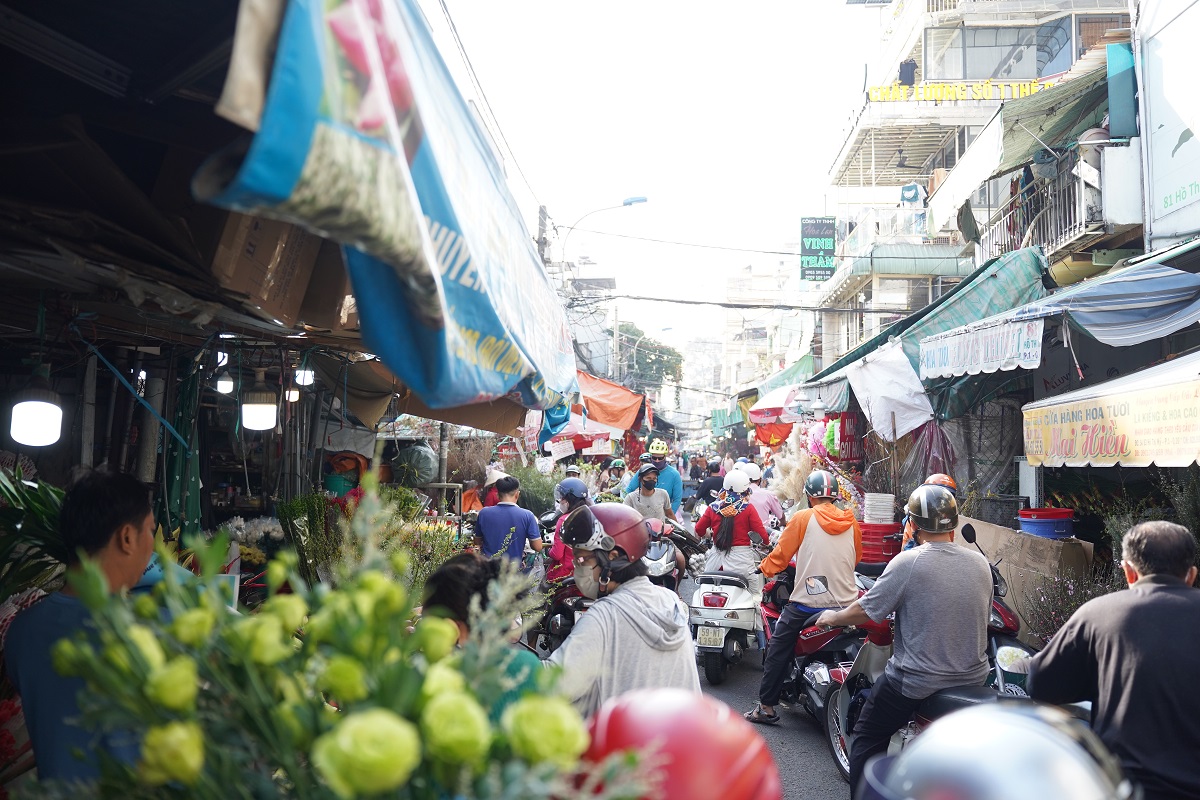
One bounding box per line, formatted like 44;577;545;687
573;370;644;431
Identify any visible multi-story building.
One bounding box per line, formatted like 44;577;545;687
812;0;1131;364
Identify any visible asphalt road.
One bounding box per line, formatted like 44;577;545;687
679;576;849;800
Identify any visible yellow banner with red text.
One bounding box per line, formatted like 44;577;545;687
1023;380;1200;467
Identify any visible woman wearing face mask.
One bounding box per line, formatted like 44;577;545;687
422;552;541;719
547;505;701;717
545;477;591;584
694;469;768;598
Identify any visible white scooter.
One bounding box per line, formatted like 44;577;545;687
688;538;773;686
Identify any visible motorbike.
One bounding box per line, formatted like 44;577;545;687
822;523;1036;783
758;565;869;728
643;519;707;594
688;542;769;685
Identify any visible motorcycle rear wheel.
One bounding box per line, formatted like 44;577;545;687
824;680;852;783
703;651;728;685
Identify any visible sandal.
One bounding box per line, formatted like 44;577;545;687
744;703;780;725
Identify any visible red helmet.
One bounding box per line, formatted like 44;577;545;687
585;689;782;800
924;473;958;492
561;504;650;562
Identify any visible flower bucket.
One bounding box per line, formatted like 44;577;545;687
1018;508;1074;539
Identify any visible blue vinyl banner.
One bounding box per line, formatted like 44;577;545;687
197;0;578;417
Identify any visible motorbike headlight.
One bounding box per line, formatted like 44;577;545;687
988;607;1003;629
994;572;1008;597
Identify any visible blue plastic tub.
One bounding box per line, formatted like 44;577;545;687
1017;510;1074;539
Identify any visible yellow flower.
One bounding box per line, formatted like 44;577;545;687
50;638;90;677
415;617;459;663
133;594;159;620
262;594;308;632
146;657;199;712
421;692;491;766
228;615;292;665
139;721;204;786
501;695;589;769
419;660;466;704
105;624;166;676
312;709;421;798
319;655;369;703
171;607;217;648
266;559;288;592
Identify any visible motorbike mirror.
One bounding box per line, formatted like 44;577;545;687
995;645;1033;674
804;575;829;595
960;523;976;544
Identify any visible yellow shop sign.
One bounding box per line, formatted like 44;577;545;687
869;80;1054;103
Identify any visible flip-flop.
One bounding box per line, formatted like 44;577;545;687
744;703;780;725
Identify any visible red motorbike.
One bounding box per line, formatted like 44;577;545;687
758;563;868;728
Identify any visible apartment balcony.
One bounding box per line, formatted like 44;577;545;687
977;142;1142;264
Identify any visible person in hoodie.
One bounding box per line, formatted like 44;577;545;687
548;504;700;717
745;469;861;725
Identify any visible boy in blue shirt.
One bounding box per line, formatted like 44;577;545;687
473;475;543;562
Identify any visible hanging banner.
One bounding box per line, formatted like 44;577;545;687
800;217;837;282
582;438;614;456
920;318;1044;380
1023;379;1200;467
547;439;577;461
197;0;577;414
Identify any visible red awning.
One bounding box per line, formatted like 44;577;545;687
573;370;644;431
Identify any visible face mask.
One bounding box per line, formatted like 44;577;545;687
641;479;657;490
558;499;570;514
574;564;601;599
652;458;667;469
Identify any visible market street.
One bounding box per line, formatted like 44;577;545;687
679;577;847;800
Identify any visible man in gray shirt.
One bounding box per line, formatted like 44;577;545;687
815;484;991;796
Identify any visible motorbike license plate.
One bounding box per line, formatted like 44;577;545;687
696;626;727;648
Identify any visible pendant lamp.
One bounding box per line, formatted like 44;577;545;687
216;371;234;394
241;369;277;431
10;363;63;447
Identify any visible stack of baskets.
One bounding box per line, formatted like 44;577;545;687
861;493;900;563
863;493;895;525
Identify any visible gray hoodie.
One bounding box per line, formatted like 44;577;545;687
548;576;701;717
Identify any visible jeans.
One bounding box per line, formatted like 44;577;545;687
758;602;822;706
848;672;921;799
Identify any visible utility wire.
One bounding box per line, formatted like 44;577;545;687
610;294;913;314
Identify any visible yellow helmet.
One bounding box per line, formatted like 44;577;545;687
648;439;669;456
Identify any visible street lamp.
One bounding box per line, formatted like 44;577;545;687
627;326;672;387
560;196;647;266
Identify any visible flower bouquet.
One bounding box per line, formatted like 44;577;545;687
29;477;655;799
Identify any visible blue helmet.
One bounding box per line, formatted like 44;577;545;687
554;477;590;505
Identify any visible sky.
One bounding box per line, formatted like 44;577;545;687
438;1;884;350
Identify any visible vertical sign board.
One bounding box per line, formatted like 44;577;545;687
800;217;837;282
1145;2;1200;227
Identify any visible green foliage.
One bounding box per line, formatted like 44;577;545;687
22;485;658;799
618;322;682;392
0;469;68;602
277;493;339;585
504;465;557;517
1154;465;1200;557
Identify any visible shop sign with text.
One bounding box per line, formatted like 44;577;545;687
801;216;837;282
1023;379;1200;468
920;319;1043;379
869;79;1054;103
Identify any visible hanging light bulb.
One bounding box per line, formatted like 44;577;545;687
241;368;277;431
810;398;827;423
285;388;300;403
294;368;315;386
10;362;62;447
216;371;234;395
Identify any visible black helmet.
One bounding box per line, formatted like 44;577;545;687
637;463;661;479
805;470;839;499
554;477;590;505
707;459;722;474
639;453;653;463
906;484;958;534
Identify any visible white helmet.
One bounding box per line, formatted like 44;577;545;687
735;462;763;482
722;470;751;494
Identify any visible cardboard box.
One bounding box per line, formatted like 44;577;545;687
955;516;1093;649
211;212;321;328
299;238;359;332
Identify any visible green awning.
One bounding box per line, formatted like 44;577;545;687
710;407;739;434
844;245;975;278
803;247;1051;413
757;354;814;394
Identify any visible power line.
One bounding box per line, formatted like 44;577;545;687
611;295;914;314
436;0;544;208
568;227;973;261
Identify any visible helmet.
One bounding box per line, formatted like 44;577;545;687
554;477;589;505
585;689;782;800
736;456;750;463
906;484;958;534
925;472;958;492
805;470;839;499
736;462;763;481
561;504;650;563
565;464;581;476
648;439;669;456
637;463;661;479
610;458;626;470
859;704;1136;800
723;470;751;494
707;459;722;473
639;453;653;463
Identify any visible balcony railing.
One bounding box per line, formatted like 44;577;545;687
978;151;1103;261
840;207;932;256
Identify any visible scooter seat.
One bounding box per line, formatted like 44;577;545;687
856;561;887;577
697;572;750;590
917;685;997;720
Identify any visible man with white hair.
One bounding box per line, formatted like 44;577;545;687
735;461;785;530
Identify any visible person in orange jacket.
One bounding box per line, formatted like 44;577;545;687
745;470;862;725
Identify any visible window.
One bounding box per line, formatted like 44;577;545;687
1078;15;1130;56
924;21;1074;81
